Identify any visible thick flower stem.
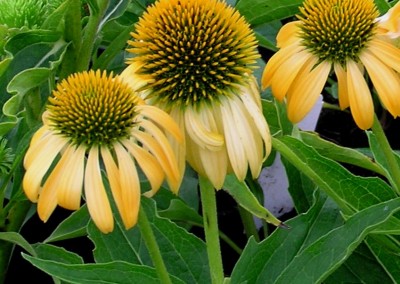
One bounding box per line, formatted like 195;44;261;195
138;205;172;284
371;115;400;195
199;176;224;284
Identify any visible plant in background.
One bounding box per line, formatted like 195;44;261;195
1;0;400;284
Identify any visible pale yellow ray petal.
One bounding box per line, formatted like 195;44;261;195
184;106;224;150
333;63;350;110
132;129;180;192
270;49;312;102
37;145;75;222
57;145;85;210
346;60;374;130
23;134;68;202
368;38;400;72
28;126;50;151
119;62;151;91
240;92;271;160
276;21;302;48
135;105;183;143
287;59;331;123
261;43;305;89
230;96;263;179
360;50;400;117
85;146;114;234
198;146;228;190
220;99;248;181
122;140;164;198
114;142;140;229
100;146;124;225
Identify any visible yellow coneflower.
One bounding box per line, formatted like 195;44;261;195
23;70;183;233
120;0;271;189
262;0;400;130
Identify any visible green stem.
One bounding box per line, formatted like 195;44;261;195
199;176;224;284
138;205;172;284
371;115;400;195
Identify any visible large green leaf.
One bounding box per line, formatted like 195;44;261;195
273;136;396;215
236;0;302;26
88;198;210;284
231;197;400;284
22;256;185;284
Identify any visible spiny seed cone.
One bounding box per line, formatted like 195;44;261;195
127;0;260;108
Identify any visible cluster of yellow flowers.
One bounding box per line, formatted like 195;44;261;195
23;0;400;233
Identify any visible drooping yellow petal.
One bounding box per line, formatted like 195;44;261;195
122;139;164;198
270;49;312;102
261;43;305;89
346;60;374;130
287;58;331;123
333;63;350;110
376;2;400;38
184;105;224;151
135;105;183;143
360;50;400;117
220;98;247;181
23;134;68;202
240;92;271;160
132;129;180;192
85;146;114;233
367;38;400;73
57;145;85;210
114;142;140;229
119;62;152;92
276;21;302;48
197;144;228;190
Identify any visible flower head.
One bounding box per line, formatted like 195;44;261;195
262;0;400;130
23;70;183;233
121;0;271;189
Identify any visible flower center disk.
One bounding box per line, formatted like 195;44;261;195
128;0;259;107
47;71;140;147
299;0;378;65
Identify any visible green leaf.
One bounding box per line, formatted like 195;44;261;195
236;0;302;26
22;255;185;284
45;205;90;243
230;194;342;283
274;198;400;283
223;174;281;226
301;131;386;176
325;242;394;283
367;235;400;282
158;199;203;226
0;232;36;256
88;198;211;284
273;136;396;215
34;243;84;265
231;197;400;284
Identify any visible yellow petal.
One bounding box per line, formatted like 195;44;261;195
184;105;224;150
220;98;247;181
114;142;140;229
198;145;228;190
360;50;400;117
23;134;67;202
122;140;164;198
287;58;331;123
119;62;151;92
368;38;400;72
334;63;350;110
346;60;374;130
376;2;400;38
132;129;180;192
57;145;85;210
261;43;305;90
135;105;183;143
240;91;271;160
276;21;302;48
271;49;312;102
85;146;114;233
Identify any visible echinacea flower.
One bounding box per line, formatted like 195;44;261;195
262;0;400;130
121;0;271;189
23;70;183;233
